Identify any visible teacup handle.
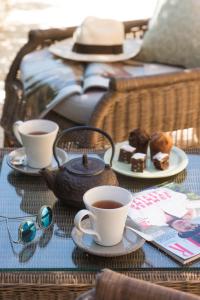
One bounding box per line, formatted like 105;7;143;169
74;209;101;242
13;120;24;145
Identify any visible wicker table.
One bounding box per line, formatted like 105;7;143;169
1;148;200;299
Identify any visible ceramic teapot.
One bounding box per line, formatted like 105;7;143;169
40;126;119;208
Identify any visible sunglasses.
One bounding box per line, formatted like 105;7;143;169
0;205;53;244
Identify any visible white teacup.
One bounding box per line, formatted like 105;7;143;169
13;119;59;169
74;186;132;246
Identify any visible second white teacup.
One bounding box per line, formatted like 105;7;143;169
13;119;59;169
74;186;132;246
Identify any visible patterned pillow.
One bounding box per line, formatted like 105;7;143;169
137;0;200;68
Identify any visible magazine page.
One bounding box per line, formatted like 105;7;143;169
83;63;113;92
128;184;200;263
83;61;147;92
153;216;200;263
39;84;83;118
83;75;109;92
84;62;142;84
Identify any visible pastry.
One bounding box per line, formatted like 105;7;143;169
150;132;173;160
131;153;146;172
118;144;136;163
129;128;150;154
153;152;169;170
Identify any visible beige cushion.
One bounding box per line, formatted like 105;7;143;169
137;0;200;68
54;62;183;124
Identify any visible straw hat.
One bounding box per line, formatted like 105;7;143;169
49;17;142;62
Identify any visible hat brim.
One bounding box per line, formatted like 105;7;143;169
49;38;142;62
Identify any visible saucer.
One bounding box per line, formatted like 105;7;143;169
71;219;145;257
7;147;68;176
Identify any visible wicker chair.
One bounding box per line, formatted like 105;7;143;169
76;269;200;300
2;19;200;148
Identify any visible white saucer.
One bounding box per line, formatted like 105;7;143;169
7;147;68;176
71;219;145;257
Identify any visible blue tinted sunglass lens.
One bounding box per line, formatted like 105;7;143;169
39;206;52;229
19;221;36;243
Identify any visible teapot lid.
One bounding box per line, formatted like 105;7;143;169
65;154;105;176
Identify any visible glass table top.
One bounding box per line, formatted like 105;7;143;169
1;148;200;271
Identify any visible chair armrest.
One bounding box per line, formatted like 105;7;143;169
110;68;200;91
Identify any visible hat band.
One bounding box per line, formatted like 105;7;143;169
72;43;123;54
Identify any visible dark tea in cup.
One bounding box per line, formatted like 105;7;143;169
28;131;48;135
92;200;123;209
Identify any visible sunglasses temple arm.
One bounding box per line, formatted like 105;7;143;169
0;214;37;220
5;218;20;245
5;220;18;257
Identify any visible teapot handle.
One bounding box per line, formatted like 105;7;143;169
53;126;115;168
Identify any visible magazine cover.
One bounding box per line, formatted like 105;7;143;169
39;61;143;117
128;183;200;264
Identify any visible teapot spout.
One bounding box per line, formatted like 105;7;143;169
40;168;56;191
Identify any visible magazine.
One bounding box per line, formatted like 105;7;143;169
128;183;200;264
40;61;145;117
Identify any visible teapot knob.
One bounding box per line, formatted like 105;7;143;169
82;154;88;168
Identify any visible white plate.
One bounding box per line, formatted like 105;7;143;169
71;219;145;257
104;141;188;178
7;147;68;176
